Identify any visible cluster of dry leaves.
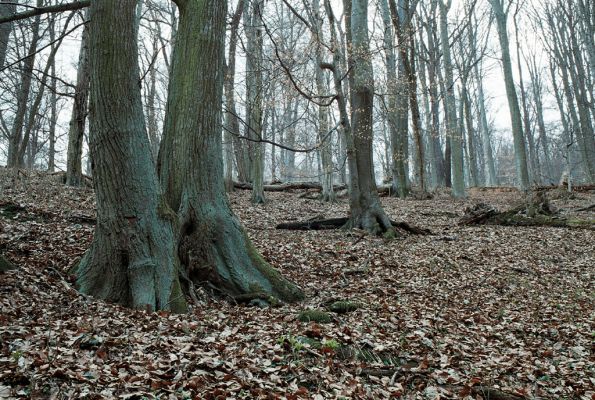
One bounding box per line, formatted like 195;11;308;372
0;169;593;399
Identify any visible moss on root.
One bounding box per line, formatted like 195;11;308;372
245;232;304;303
297;309;332;323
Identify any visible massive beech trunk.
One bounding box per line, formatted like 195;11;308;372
66;17;90;187
158;0;302;302
77;0;185;312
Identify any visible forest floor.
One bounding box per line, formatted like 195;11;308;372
0;169;593;400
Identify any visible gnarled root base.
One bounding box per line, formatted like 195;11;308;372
178;204;303;304
75;216;186;312
276;216;430;235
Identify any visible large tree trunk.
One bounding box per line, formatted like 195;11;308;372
76;0;185;312
158;0;303;303
65;17;90;187
489;0;530;190
346;0;394;234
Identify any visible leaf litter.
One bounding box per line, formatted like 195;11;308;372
0;170;593;399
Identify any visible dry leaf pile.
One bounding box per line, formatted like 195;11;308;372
0;170;593;399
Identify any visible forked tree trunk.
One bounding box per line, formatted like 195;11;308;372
158;0;303;302
76;0;185;312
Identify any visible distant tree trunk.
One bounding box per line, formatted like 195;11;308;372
422;2;447;187
7;0;42;168
66;17;90;187
473;60;498;186
146;35;160;161
244;0;265;203
76;0;185;312
16;13;70;168
438;0;464;197
224;0;244;190
528;58;553;183
461;77;478;187
158;0;303;302
380;0;408;197
489;0;530;190
48;22;57;172
310;0;335;201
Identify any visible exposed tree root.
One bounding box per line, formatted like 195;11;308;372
276;217;430;235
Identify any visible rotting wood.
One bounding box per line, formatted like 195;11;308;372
276;217;430;235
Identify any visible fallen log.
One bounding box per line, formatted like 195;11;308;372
233;181;347;192
276;217;430;235
459;202;594;230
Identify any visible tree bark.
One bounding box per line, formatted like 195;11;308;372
76;0;185;312
346;0;395;234
489;0;530;190
158;0;303;303
0;1;16;68
66;16;90;187
7;0;42;168
244;0;266;204
438;0;464;197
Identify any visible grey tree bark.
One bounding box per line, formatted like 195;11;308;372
244;0;266;203
0;1;16;68
7;0;42;168
224;0;244;190
76;0;185;312
158;0;303;302
489;0;530;190
345;0;395;234
311;0;335;201
66;15;90;187
438;0;465;197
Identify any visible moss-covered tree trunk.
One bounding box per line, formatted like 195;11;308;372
158;0;303;303
76;0;185;312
